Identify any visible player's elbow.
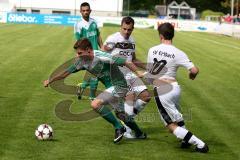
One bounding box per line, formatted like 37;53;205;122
91;99;103;110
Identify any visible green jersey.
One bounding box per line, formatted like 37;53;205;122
74;17;100;50
67;50;127;89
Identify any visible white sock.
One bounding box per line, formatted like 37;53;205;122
121;121;132;133
124;102;134;116
189;135;205;148
173;126;188;139
173;127;205;148
134;99;147;115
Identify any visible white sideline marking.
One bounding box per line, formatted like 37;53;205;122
178;32;240;50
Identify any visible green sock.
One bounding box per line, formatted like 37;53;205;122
125;120;143;136
96;106;122;129
89;89;96;99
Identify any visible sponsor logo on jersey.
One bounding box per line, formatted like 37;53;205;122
87;31;97;37
115;42;135;49
119;50;133;56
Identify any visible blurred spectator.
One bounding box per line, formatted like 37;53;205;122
219;16;223;24
223;13;232;23
233;14;240;24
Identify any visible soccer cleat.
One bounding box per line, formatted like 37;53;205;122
123;124;136;139
114;127;126;143
124;132;136;139
180;141;191;148
135;132;147;139
195;144;209;153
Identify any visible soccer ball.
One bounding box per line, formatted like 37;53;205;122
35;124;53;140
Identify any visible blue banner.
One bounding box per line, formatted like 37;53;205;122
7;13;80;26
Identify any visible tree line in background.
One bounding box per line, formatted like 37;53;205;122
123;0;238;15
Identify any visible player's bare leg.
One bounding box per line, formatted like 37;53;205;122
133;90;151;115
125;90;151;117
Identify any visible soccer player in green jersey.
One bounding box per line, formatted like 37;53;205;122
74;2;103;100
44;38;146;143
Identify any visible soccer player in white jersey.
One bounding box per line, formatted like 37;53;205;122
146;23;209;153
102;17;151;138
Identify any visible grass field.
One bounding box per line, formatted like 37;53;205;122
0;23;240;160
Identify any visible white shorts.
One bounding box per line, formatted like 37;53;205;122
119;67;147;96
153;82;184;126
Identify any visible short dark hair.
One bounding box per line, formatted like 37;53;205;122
121;16;134;26
80;2;90;9
73;38;93;50
158;23;174;40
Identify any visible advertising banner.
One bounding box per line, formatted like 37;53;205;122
6;12;104;27
7;13;80;26
0;12;7;23
98;16;155;28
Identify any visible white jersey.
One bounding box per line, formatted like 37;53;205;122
147;44;194;80
104;32;135;62
104;32;147;96
74;17;98;35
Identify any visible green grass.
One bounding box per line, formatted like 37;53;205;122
0;23;240;160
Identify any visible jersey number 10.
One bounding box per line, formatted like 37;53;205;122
149;58;167;75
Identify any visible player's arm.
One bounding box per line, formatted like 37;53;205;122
132;52;146;69
97;34;103;49
102;44;111;51
44;70;71;87
112;56;144;78
125;61;145;78
101;35;115;51
189;66;199;80
177;51;198;80
96;24;103;49
74;22;81;40
44;63;80;87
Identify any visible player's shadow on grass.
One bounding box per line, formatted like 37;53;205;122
143;126;165;135
36;139;60;142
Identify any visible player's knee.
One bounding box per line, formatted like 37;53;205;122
167;123;178;133
125;93;135;101
139;90;151;102
91;99;102;109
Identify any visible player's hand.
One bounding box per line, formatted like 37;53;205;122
189;67;199;80
189;73;197;80
44;79;50;87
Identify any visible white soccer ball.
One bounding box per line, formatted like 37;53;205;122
35;124;53;140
